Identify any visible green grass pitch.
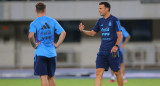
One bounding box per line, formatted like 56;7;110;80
0;78;159;86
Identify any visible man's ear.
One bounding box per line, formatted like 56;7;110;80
106;8;109;11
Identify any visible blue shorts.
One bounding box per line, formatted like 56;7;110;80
119;51;124;63
34;55;56;77
96;51;120;71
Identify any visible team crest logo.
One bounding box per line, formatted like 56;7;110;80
109;21;112;26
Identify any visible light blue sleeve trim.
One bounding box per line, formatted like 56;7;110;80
116;21;122;31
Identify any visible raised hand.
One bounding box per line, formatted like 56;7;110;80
79;23;85;32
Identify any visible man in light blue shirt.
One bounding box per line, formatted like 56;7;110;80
28;2;66;86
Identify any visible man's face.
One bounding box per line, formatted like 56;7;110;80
99;4;108;16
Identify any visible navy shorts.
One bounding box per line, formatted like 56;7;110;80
119;51;124;63
34;55;56;77
96;51;120;71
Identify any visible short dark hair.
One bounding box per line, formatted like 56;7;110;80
36;2;46;13
99;2;111;11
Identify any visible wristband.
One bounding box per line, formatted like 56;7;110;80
115;45;118;48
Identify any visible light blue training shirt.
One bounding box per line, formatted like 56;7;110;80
29;16;64;58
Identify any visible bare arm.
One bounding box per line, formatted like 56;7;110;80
54;31;66;48
120;35;131;49
111;31;123;53
115;31;123;45
79;23;97;36
81;30;97;36
28;32;39;49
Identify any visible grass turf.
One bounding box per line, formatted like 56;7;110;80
0;78;160;86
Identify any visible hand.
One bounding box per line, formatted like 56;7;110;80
111;46;118;53
34;43;40;49
120;44;125;49
79;23;84;32
53;43;59;48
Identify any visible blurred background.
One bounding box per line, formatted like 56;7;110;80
0;0;160;86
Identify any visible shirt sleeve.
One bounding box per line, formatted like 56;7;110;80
122;27;130;38
92;20;100;32
29;22;36;33
114;18;122;32
54;20;64;35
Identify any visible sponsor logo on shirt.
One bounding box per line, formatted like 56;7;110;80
102;38;111;40
101;27;111;40
102;33;110;36
101;27;109;32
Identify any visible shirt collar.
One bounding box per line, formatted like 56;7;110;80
103;14;112;20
